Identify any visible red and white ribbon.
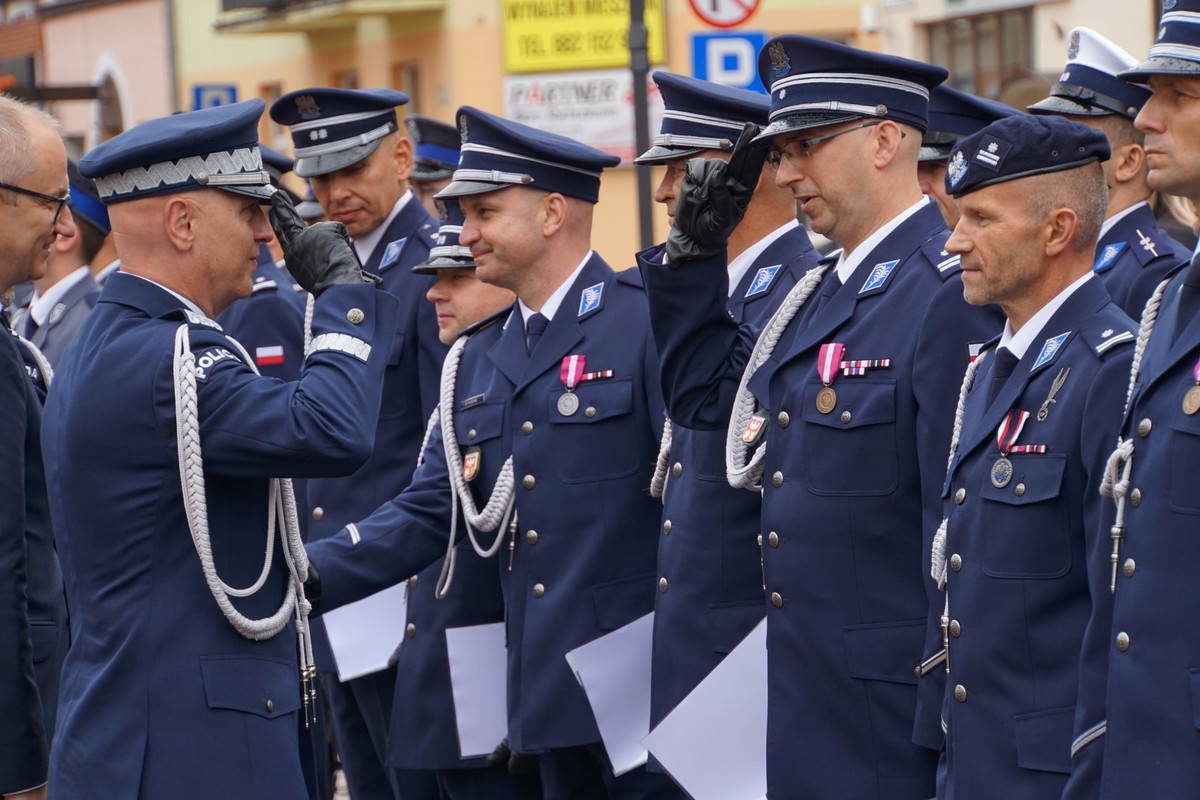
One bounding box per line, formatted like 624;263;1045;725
817;342;845;385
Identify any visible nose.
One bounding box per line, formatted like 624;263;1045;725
774;156;804;189
1134;94;1163;135
944;222;969;255
426;275;450;303
459;215;480;247
251;205;272;244
652;168;674;206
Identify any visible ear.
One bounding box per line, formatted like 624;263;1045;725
1110;142;1145;186
53;226;79;254
163;196;197;253
539;193;568;237
1043;207;1078;257
872;120;906;168
393;134;414;183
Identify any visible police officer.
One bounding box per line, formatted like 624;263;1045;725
917;85;1018;229
270;87;445;800
638;37;1003;798
306;106;683;799
1028;26;1189;318
0;94;72;800
407;114;461;218
44;99;399;798
634;70;821;739
1063;4;1200;795
12;160;105;368
929;113;1135;798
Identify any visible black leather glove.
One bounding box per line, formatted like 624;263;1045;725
665;121;771;265
485;737;540;777
302;559;321;615
268;191;380;297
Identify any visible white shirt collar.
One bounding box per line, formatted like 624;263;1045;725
94;258;121;285
1098;201;1148;243
126;273;209;319
727;219;800;298
352;191;413;265
29;266;91;326
519;251;593;325
836;197;931;285
998;271;1094;359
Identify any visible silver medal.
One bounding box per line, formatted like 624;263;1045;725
990;456;1013;488
557;392;580;416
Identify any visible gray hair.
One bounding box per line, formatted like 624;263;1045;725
0;94;62;186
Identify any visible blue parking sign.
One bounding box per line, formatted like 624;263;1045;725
192;84;239;110
692;31;767;94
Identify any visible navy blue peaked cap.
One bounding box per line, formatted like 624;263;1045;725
945;114;1110;197
259;144;294;177
1029;27;1150;120
1123;0;1200;80
412;198;474;273
756;36;948;139
407;114;461;181
79;99;273;205
270;87;408;178
921;86;1020;162
67;160;109;234
635;71;769;165
437;106;620;204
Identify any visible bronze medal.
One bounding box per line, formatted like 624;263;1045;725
557;392;580;416
1184;385;1200;416
815;386;837;414
990;456;1013;489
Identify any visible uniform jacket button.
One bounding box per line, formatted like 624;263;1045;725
266;698;274;712
523;475;536;490
954;488;966;505
1138;418;1152;437
1116;632;1130;651
672;462;683;478
950;620;961;637
532;583;545;598
840;410;852;424
346;308;365;324
409;575;419;588
525;529;538;545
770;591;783;608
767;531;779;548
1123;558;1135;578
950;554;963;571
585;406;596;417
777;411;790;428
954;684;967;702
312;506;324;521
772;471;783;487
662;520;672;535
659;577;668;593
521;421;534;435
1130;488;1142;507
1014;483;1026;497
467;428;477;440
406;622;416;638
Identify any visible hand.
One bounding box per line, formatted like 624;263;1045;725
268;192;379;298
666;121;771;264
5;785;48;800
485;737;540;777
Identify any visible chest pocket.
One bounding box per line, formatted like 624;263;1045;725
456;401;506;446
979;453;1070;578
800;378;898;496
1169;409;1200;515
548;377;639;482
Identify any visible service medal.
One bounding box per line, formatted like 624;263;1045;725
558;392;580;416
1184;385;1200;416
990;456;1013;488
815;386;837;414
815;342;845;415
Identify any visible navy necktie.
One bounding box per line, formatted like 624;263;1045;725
813;270;842;315
987;347;1019;406
525;312;549;354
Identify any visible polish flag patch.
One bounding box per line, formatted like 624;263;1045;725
256;345;285;366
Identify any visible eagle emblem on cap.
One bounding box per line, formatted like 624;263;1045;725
295;94;320;118
1165;0;1177;9
768;41;790;77
458;114;469;142
948;150;968;189
1067;30;1081;60
406;117;422;143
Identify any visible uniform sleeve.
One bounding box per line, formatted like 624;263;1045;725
166;283;401;478
218;291;307;382
638;248;757;430
305;418;458;613
0;340;49;794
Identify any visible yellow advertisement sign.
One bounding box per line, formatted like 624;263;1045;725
503;0;666;73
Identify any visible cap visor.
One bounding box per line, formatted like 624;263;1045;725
296;200;325;220
412;256;476;274
753;113;862;142
918;144;953;162
222;184;278;204
1027;95;1105;116
435;179;512;199
1121;56;1200;82
294;138;385;178
634;145;707;165
411;164;455;181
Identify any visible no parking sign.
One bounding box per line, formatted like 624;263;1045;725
687;0;760;28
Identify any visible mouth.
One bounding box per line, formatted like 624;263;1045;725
794;193;818;213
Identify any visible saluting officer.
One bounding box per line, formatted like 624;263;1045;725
929;114;1135;798
634;70;821;737
270;87;445;800
1063;4;1200;796
917;86;1018;229
44;99;399;798
1028;26;1189;318
407;114;461;219
305;106;683;799
638;37;1003;798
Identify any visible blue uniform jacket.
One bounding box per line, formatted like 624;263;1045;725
649;224;821;729
308;253;667;753
217;246;307;382
1093;203;1188;320
307;199;445;670
1062;259;1200;799
639;200;1003;800
26;270;99;369
935;277;1134;799
0;331;68;795
42;273;399;799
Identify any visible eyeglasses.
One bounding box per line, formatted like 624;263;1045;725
0;180;71;225
767;120;888;169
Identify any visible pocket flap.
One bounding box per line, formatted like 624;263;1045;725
457;401;506;445
801;380;896;430
550;378;633;424
591;574;654;631
201;655;300;719
1014;706;1074;774
978;453;1066;506
843;618;924;685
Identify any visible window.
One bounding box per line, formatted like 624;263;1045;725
391;61;420;112
927;8;1033;98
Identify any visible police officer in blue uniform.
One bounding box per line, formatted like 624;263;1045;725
270;87;446;800
45;98;400;799
1028;26;1189;319
928;114;1135;799
0;94;72;800
634;70;821;738
408;113;461;218
306;106;683;799
917;85;1018;229
638;37;1004;798
1063;5;1200;796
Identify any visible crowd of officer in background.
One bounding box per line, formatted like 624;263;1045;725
6;1;1200;798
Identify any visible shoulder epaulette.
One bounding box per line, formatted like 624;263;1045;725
164;308;224;331
920;238;962;278
615;265;644;289
458;305;512;339
1130;226;1184;267
1082;315;1136;357
250;278;279;294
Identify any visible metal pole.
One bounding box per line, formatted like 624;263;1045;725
628;0;654;249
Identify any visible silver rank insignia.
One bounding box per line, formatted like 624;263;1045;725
1137;229;1159;257
948;150;967;189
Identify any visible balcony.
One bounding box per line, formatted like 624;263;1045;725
216;0;443;35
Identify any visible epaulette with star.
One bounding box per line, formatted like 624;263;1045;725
1129;226;1179;267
